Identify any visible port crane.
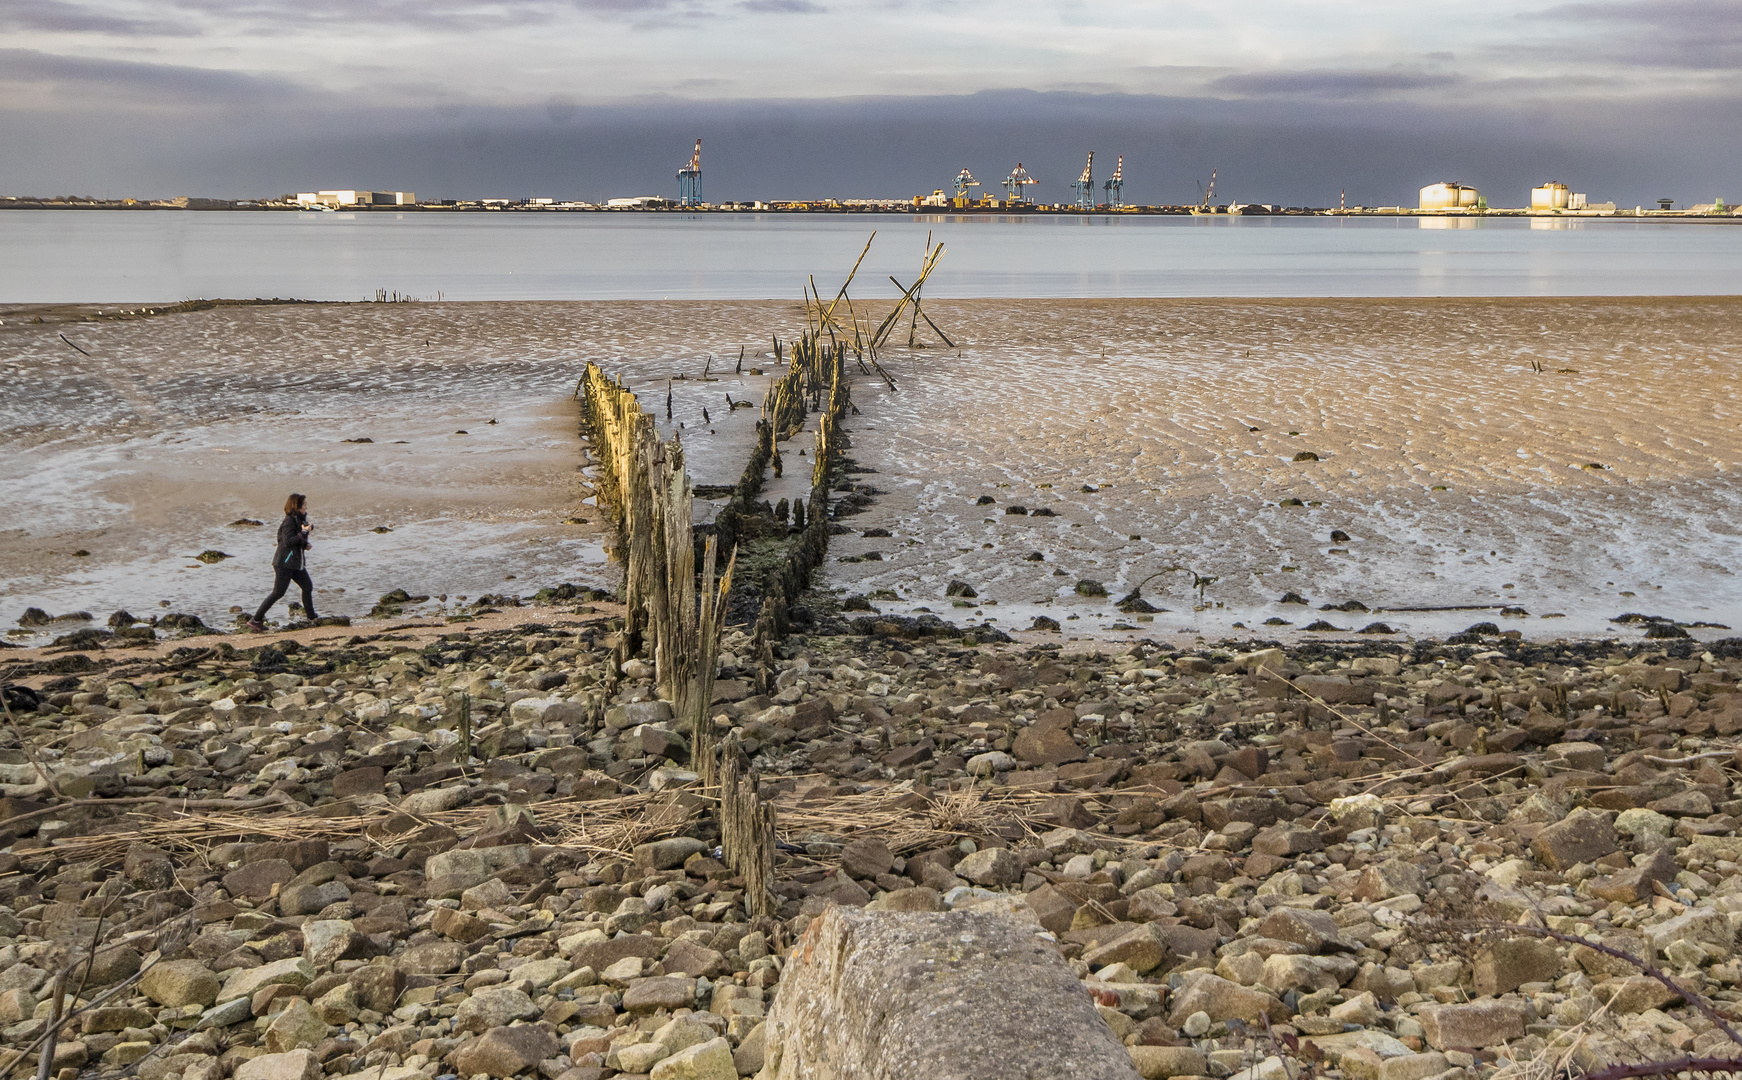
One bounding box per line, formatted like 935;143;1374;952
952;168;981;200
1071;152;1095;210
676;139;702;206
1103;155;1124;208
1002;163;1037;204
1195;167;1217;210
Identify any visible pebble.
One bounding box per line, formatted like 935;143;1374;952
3;612;1741;1078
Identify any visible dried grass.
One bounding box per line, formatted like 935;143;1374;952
15;780;1156;870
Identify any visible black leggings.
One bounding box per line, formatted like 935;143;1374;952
254;566;316;623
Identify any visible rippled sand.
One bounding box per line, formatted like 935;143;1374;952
4;297;1739;644
810;297;1742;642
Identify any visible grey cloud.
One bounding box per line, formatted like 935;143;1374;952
1208;68;1460;99
0;0;196;35
0;48;305;104
1523;0;1742;70
738;0;827;11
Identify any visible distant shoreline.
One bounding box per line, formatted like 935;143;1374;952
3;202;1741;222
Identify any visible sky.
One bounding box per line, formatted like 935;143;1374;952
2;0;1738;206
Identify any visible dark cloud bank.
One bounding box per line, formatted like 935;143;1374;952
1;55;1738;207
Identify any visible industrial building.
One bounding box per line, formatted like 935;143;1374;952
1530;182;1592;211
1418;182;1482;211
295;190;416;208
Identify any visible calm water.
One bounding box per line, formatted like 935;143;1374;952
3;210;1741;302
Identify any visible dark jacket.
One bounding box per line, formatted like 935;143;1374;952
273;512;311;571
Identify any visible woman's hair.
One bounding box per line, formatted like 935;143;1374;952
284;493;307;514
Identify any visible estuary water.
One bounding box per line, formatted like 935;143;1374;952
3;210;1742;303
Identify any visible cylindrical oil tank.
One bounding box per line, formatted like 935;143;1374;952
1531;182;1571;210
1419;182;1479;210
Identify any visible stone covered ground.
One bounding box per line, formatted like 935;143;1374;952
5;605;1742;1080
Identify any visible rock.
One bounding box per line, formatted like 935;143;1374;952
431;906;490;942
1646;907;1734;959
1378;1052;1450;1080
759;906;1139;1079
83;945;142;987
1547;742;1606;772
954;848;1021;887
124;844;176;891
1353;860;1426;901
235;1051;322;1080
1418;1002;1529;1050
605;698;671;727
662;941;725;979
1084;924;1171;975
1167;973;1288;1027
1251;826;1322;857
635;837;709;871
1329;992;1380;1028
1128;1047;1207;1080
616;1042;672;1073
622;977;697;1013
347;965;405;1012
1615;808;1676;839
1649;789;1714;817
1294;675;1372;705
649;1036;735;1080
0;988;37;1026
263;999;329;1053
224;859;295;900
423;844;531;892
400;787;466;815
570;934;664;973
219;958;314;1003
1587;848;1677;903
454;987;542;1033
139;960;221;1008
1260;954;1359;993
1472;939;1562;997
1012;711;1086;766
1530;808;1619;870
279;880;351;917
448;1025;561;1078
1253;908;1345;954
397;941;466;975
840;837;896;880
867;887;943;913
514;957;573;990
1603;975;1685;1013
734;1022;767;1076
967;751;1015;776
303;920;366;968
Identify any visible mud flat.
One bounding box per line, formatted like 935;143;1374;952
0;301;793;642
805;297;1742;644
6;297;1741;648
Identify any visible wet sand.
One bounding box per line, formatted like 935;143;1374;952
803;297;1742;643
4;297;1740;646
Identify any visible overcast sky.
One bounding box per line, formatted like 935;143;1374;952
2;0;1737;205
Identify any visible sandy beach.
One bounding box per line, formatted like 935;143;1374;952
5;296;1740;645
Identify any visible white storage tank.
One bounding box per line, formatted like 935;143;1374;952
1531;182;1571;210
1420;182;1480;210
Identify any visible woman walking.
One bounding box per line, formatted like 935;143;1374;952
247;493;318;631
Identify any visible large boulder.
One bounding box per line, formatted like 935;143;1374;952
757;907;1138;1079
